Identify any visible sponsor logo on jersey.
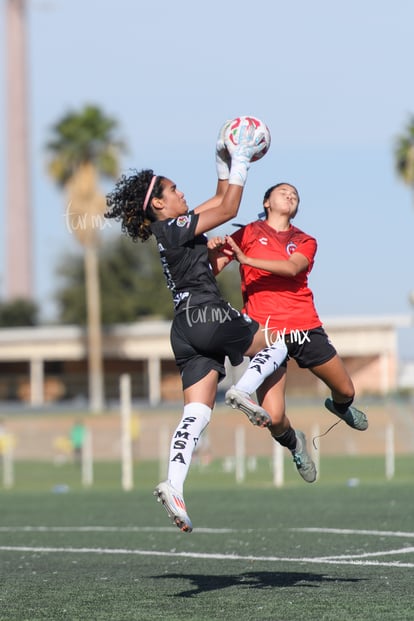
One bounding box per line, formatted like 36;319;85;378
259;237;268;245
286;241;297;255
176;215;191;228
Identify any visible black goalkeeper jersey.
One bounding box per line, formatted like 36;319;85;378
150;211;224;314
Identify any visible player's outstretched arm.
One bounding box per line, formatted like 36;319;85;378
194;122;260;234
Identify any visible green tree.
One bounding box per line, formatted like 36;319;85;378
54;235;243;325
0;299;39;327
395;115;414;196
46;104;124;186
45;104;126;412
215;262;243;311
395;115;414;310
55;236;173;324
100;237;174;322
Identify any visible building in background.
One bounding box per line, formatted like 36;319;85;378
0;316;412;409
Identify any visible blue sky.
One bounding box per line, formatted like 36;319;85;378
1;0;414;356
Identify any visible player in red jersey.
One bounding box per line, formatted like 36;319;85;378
210;182;368;462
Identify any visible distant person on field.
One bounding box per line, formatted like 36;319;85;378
70;420;86;463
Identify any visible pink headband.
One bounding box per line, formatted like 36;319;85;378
142;175;157;211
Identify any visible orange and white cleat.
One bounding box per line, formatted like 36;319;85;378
153;480;193;533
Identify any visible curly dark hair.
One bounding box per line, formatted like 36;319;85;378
105;169;165;242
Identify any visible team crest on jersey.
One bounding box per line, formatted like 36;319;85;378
286;241;297;255
176;215;190;228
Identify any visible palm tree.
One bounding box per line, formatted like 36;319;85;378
395;115;414;199
46;104;126;412
395;115;414;310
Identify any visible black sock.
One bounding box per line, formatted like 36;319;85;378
274;426;297;452
332;399;353;414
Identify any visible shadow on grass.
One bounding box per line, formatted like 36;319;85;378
153;571;364;597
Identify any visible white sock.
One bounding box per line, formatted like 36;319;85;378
167;402;212;494
235;340;287;395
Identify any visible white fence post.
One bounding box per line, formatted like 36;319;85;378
272;441;284;488
120;374;133;491
3;442;14;489
385;424;395;480
235;426;246;483
159;425;170;481
81;429;93;487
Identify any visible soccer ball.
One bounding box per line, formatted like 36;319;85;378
224;116;271;162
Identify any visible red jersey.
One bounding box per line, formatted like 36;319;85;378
231;220;322;338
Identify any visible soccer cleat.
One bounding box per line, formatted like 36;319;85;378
324;398;368;431
225;386;271;428
291;430;317;483
153;480;193;533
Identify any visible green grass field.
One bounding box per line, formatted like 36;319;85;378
0;456;413;620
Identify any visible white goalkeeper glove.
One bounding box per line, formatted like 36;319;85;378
229;120;266;186
215;120;232;180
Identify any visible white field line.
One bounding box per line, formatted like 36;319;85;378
316;548;414;561
1;526;414;537
0;526;232;533
0;545;413;568
293;527;414;538
1;526;414;568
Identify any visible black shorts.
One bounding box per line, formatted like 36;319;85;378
171;302;259;390
281;326;337;368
